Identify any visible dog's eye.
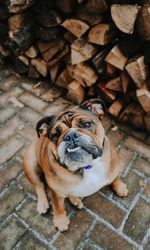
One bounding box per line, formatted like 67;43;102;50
83;122;92;129
50;127;62;141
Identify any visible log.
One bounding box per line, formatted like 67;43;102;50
92;48;109;74
31;58;47;77
120;72;129;93
108;99;124;117
71;38;96;65
8;13;26;31
28;64;40;79
35;11;61;28
67;80;85;104
77;9;102;26
36;25;60;42
88;23;117;45
18;55;29;66
56;0;77;14
97;82;116;102
137;4;150;41
105;77;123;92
55;66;74;89
41;41;65;62
136;83;150;112
125;55;148;87
49;63;60;83
73;63;98;87
7;0;34;13
62;19;89;38
85;0;108;14
144;113;150;132
47;45;69;67
24;46;38;58
105;45;128;70
111;4;141;34
105;63;117;77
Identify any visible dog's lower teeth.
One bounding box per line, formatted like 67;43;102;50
67;147;81;152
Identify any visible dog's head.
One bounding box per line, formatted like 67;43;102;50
36;99;106;172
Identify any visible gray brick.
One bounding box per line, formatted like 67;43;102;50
19;92;47;112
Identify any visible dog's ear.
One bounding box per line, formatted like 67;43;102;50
79;99;106;120
36;115;56;138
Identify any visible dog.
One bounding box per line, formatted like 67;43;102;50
23;99;128;232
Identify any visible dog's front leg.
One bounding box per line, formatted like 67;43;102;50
50;190;70;232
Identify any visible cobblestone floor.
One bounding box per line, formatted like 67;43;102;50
0;66;150;250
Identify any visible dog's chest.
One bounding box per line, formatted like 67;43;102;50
70;158;108;197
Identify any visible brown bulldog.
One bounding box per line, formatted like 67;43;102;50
23;99;128;231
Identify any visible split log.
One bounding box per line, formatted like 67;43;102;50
18;55;29;66
105;63;117;78
31;58;47;77
88;23;117;45
67;80;85;104
73;63;98;87
62;19;89;38
105;77;123;92
8;13;26;32
7;0;34;13
137;4;150;41
111;4;141;34
97;82;116;102
71;38;96;65
41;41;65;62
77;9;102;26
120;72;129;93
56;0;77;14
49;63;60;83
24;46;38;58
125;55;148;87
55;66;74;89
108;99;124;117
92;48;109;74
105;45;128;70
28;64;40;79
85;0;108;14
47;45;69;67
136;83;150;112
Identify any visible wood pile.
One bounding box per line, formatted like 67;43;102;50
0;0;150;132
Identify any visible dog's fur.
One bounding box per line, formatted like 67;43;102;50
23;99;128;231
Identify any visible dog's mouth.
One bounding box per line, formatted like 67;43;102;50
67;146;81;153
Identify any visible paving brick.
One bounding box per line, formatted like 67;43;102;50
21;80;46;96
0;137;24;165
119;147;134;174
107;129;125;148
0;185;25;223
119;123;146;142
0;137;24;164
19;92;48;112
144;237;150;250
89;222;134;250
18;125;37;142
124;198;150;243
16;233;50;250
134;157;150;177
84;193;125;228
0;216;26;250
0;158;22;192
43;97;71;116
19;176;35;195
0;74;19;90
0;116;25;145
41;87;61;102
124;137;150;160
0;106;18;124
17;197;57;240
113;171;144;208
0;68;13;80
54;210;93;250
19;107;42;126
0;87;24;106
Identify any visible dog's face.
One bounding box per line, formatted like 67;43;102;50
36;99;106;172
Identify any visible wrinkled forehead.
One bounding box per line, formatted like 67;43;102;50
57;107;99;124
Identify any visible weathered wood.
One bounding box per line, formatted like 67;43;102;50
97;82;116;102
8;13;26;31
105;45;128;70
41;41;65;62
68;80;85;104
111;4;141;34
24;46;38;58
56;0;77;14
49;63;60;83
47;45;69;67
88;23;117;45
137;4;150;41
31;58;47;77
71;38;96;65
7;0;34;13
28;64;40;79
136;83;150;112
18;55;29;66
62;19;89;38
125;55;148;87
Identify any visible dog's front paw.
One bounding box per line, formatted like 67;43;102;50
53;214;70;232
69;196;84;209
116;182;129;197
37;198;49;214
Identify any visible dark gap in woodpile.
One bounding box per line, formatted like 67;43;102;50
0;0;150;132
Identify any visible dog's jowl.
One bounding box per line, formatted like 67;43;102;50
23;99;128;232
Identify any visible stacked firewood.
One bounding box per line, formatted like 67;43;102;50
0;0;150;131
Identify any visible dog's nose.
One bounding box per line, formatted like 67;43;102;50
64;131;79;142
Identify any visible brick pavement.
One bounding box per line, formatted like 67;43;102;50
0;66;150;250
